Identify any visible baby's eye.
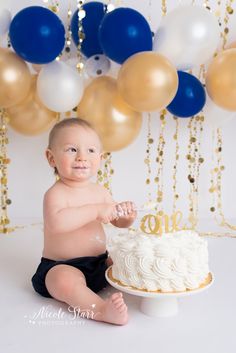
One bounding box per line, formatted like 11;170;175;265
67;147;77;153
88;148;96;153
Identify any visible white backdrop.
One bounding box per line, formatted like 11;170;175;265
2;0;236;230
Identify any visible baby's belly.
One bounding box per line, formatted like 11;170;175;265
42;223;107;260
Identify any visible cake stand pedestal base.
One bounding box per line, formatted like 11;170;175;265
140;297;178;317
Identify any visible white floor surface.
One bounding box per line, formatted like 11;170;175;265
1;221;236;353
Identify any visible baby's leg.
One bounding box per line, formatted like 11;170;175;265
45;264;128;325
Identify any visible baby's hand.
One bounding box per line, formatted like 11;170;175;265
97;203;118;224
116;201;137;220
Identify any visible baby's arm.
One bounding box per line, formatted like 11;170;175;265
44;189;117;234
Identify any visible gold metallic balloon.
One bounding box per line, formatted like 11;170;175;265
206;49;236;111
228;41;236;49
7;75;58;135
77;76;142;152
0;48;31;108
117;51;178;112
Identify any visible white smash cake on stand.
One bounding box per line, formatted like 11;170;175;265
107;230;211;293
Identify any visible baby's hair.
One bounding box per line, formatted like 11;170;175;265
48;117;95;149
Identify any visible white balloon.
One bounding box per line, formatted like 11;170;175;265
84;54;111;78
37;61;84;112
0;8;11;36
65;57;92;87
204;95;235;128
154;5;221;70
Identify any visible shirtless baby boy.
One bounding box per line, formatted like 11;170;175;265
31;118;137;325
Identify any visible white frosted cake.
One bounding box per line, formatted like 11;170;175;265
108;230;210;293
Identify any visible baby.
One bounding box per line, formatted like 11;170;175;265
31;118;137;325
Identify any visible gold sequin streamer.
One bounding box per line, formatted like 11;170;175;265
203;0;211;10
210;129;236;231
144;114;154;204
0;110;12;234
215;0;223;26
186;115;204;229
43;0;60;14
155;110;167;213
221;0;235;49
76;0;86;73
64;3;73;59
161;0;167;16
97;153;113;194
172;117;180;214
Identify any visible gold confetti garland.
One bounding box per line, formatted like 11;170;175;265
186;115;205;229
161;0;167;16
221;0;234;49
76;0;86;73
209;129;236;232
144;113;154;205
154;110;167;214
0;109;12;234
64;2;73;59
43;0;59;14
172;117;180;214
97;153;114;194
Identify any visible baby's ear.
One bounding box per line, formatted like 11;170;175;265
45;149;56;167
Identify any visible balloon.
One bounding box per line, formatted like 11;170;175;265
0;48;31;108
37;61;84;112
99;7;152;64
71;2;106;58
206;49;236;111
154;5;220;70
9;6;65;64
204;94;235;128
117;52;178;112
7;75;57;135
167;71;206;118
77;76;142;151
0;6;11;35
65;57;91;87
228;41;236;49
84;54;111;78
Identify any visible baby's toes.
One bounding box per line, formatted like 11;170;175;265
118;304;127;313
111;293;122;302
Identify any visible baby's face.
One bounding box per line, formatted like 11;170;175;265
48;126;102;183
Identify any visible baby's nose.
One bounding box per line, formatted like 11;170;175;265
76;151;87;161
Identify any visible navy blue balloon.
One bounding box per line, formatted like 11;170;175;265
71;2;106;58
99;8;153;64
9;6;65;64
167;71;206;118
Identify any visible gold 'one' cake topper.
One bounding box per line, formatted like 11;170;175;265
140;211;189;235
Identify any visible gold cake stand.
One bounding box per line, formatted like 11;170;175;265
105;266;214;317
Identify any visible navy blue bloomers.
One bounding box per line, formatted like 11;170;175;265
31;252;108;298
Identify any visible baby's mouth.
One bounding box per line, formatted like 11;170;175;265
73;166;89;170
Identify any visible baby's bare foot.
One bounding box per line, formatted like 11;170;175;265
100;292;128;325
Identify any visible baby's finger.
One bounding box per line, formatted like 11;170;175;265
125;201;134;214
121;203;129;216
